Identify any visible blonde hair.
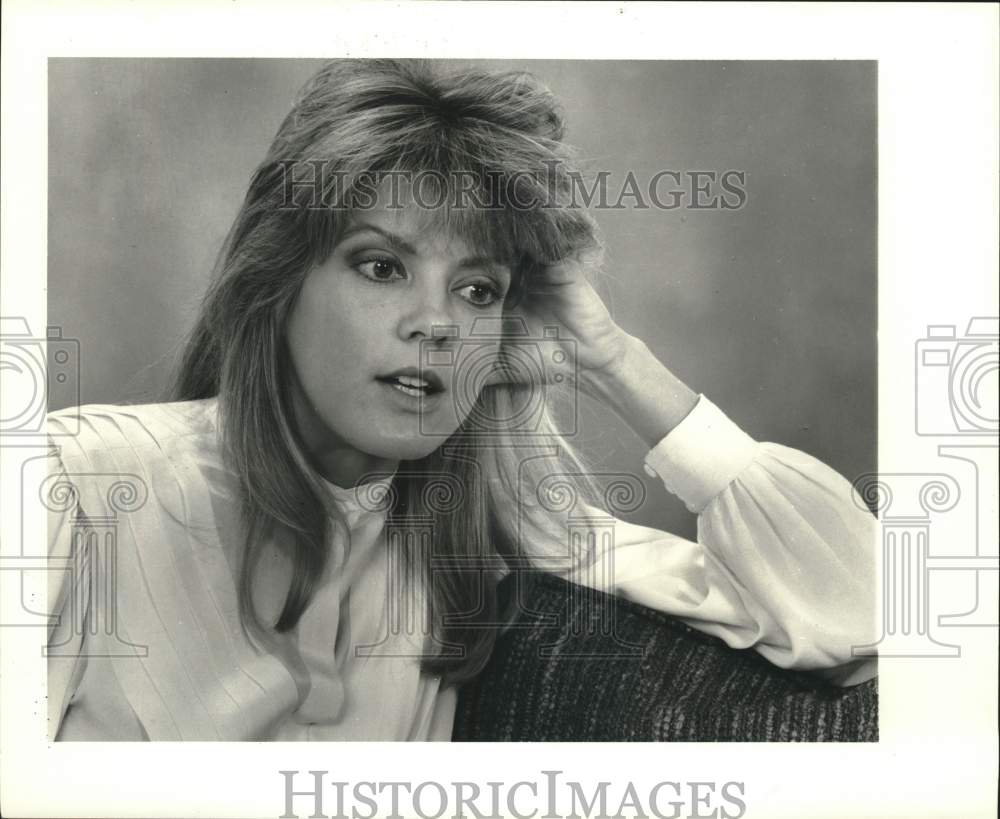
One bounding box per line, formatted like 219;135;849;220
174;59;605;684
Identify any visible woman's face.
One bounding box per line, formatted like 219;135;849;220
286;202;513;472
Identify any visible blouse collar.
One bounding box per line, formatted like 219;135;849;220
321;470;398;525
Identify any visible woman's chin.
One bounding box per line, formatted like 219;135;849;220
357;428;454;462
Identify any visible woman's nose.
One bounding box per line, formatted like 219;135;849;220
396;287;457;342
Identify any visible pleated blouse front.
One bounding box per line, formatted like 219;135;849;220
45;399;455;741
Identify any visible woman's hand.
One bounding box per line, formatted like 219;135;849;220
491;245;633;387
488;245;701;447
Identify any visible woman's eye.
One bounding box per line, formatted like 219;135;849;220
355;256;403;282
458;283;502;308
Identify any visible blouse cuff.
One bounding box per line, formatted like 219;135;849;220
642;395;761;514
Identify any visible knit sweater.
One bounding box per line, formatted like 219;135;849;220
452;571;878;742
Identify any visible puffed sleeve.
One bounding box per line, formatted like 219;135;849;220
550;395;879;687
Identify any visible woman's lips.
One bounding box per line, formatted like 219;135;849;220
387;378;429;397
377;377;445;412
376;366;445;394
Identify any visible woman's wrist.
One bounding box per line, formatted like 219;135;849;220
578;333;700;449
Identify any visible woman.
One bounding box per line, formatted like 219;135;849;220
45;59;877;741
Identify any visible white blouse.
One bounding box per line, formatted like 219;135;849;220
44;395;877;741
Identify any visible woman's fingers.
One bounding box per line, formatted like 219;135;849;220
542;244;605;284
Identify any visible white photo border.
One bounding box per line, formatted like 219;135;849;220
1;2;997;818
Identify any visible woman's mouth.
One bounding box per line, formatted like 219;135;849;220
376;367;446;398
382;374;434;397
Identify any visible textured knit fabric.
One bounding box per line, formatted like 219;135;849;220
452;571;879;742
43;395;878;741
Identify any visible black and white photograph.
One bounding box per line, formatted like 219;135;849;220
41;55;879;744
1;3;996;819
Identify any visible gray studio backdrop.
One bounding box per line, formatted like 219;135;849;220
48;59;876;539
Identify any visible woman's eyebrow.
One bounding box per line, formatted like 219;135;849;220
339;223;418;256
455;256;510;281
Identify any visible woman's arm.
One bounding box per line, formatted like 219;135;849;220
501;250;879;686
577;365;879;685
584;338;878;685
578;333;701;447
